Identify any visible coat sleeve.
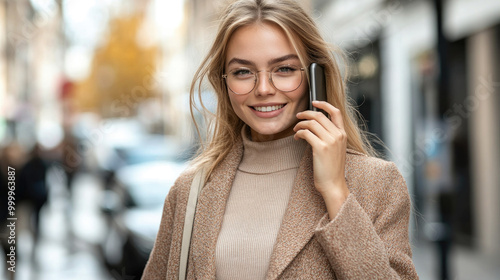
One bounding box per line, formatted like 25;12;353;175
142;184;179;279
314;162;419;279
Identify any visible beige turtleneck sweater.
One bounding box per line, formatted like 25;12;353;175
215;128;308;280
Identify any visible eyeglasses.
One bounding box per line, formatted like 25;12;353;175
222;64;305;95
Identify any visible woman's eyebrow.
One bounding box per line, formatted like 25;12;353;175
227;58;254;67
226;54;300;68
268;54;299;65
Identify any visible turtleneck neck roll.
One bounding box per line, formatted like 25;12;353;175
238;126;308;174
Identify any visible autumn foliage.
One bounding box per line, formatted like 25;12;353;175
74;12;160;117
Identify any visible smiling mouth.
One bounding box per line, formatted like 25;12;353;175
252;104;286;112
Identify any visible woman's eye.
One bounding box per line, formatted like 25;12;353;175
275;66;297;74
232;69;253;78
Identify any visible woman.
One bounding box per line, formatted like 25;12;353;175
143;0;419;279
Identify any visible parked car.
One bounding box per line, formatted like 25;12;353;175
98;137;189;277
91;118;192;185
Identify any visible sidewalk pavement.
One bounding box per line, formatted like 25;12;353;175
412;239;500;280
6;168;112;280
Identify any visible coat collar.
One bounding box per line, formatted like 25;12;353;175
191;140;244;279
190;140;364;279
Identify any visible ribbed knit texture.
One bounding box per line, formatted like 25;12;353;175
215;127;307;280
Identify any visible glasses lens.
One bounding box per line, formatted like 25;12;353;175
271;65;303;92
226;68;255;95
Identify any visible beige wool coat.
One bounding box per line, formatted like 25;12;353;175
142;139;419;279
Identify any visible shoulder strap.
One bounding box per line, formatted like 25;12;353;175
179;168;205;280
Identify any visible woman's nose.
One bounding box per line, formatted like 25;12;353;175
254;71;275;96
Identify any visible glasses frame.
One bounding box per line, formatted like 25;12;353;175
222;64;305;95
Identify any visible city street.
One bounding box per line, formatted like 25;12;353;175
413;239;500;280
4;168;112;280
1;0;500;280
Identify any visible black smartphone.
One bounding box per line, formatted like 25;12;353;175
308;63;327;115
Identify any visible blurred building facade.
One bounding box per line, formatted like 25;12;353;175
181;0;500;264
1;0;64;150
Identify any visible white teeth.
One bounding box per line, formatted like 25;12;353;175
254;105;284;112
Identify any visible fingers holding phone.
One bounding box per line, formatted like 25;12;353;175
294;63;349;218
301;62;345;137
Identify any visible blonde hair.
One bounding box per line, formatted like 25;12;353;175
189;0;376;177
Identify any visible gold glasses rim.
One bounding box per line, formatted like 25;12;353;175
221;64;305;95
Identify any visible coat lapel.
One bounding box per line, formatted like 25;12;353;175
266;146;327;279
191;140;243;279
266;148;365;278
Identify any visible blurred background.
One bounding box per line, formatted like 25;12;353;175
0;0;499;279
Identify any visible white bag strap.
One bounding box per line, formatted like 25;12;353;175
179;168;205;280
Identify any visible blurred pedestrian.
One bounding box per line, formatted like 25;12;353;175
143;0;418;279
59;131;81;254
61;132;79;193
18;143;49;265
